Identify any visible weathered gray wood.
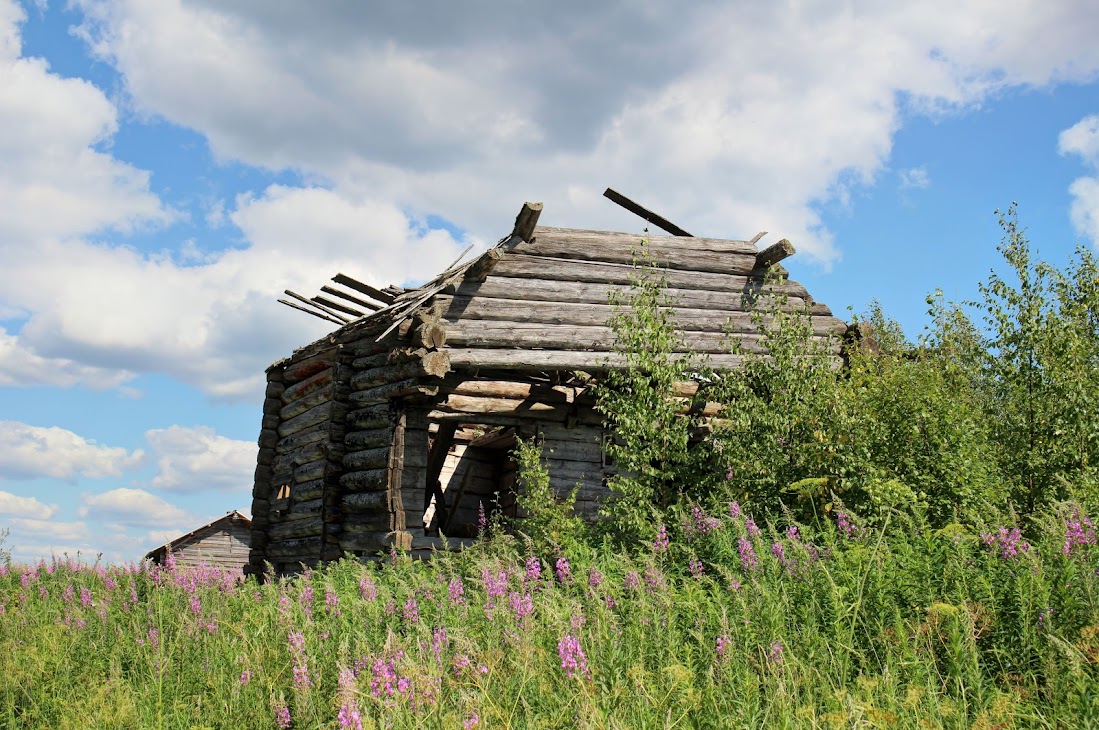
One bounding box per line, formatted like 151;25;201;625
341;491;391;513
351;347;428;370
440;296;845;336
284;351;338;385
346;404;392;430
339;531;393;553
350;352;451;390
410;321;447;349
602;188;692;237
454;277;810;314
278;401;342;438
278;298;344;325
267;517;323;541
292;478;325;501
444;349;838;372
340;469;389;492
321;285;382;312
276;424;330;454
492;254;809;298
345;428;394;450
332;273;395;305
281;367;333;405
258;429;278;449
266;536;322;559
531;225;757;254
465;249;502;282
280;387;336;422
343;447;390;471
513;202;543;243
446;379;583;402
293;459;330;484
445;321;792;353
349;379;441;406
313;294;364;318
756;239;795;268
342;512;401;532
284;290;351;323
278;499;322;520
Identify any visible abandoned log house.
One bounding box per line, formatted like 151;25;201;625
146;510;252;571
246;198;847;575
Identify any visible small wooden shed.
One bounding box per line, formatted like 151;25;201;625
246;199;847;575
146;510;252;571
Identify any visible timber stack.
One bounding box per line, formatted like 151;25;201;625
247;197;848;576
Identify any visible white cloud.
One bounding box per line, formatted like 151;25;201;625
1060;115;1099;246
1059;114;1099;167
146;425;256;494
0;327;136;389
69;0;1099;263
0;421;144;481
899;167;931;190
0;490;58;519
78;487;192;526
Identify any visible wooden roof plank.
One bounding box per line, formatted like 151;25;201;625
321;285;381;311
603;187;693;237
332;274;395;305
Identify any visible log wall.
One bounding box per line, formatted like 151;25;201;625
171;521;252;571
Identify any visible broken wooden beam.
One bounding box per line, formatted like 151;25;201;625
332;274;396;305
284;290;351;323
311;295;364;318
603;188;692;237
755;239;795;268
278;299;343;325
321;285;382;312
512;202;543;243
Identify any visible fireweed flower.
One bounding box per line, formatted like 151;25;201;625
509;591;534;624
557;634;591;679
240;670;253;685
275;703;291;729
738;537;759;572
402;597;420;624
588;567;604;588
729;501;742;520
1063;509;1096;556
624;571;641;591
80;587;94;608
980;527;1030;560
744;518;761;538
359;577;377;602
62;584;74;603
326;590;340;615
684;505;722;540
836;512;860;539
716;635;731;657
555;557;571;583
448;577;466;605
337;667;363;730
768;640;784;665
300;585;315;618
525;556;543;584
189;596;202;615
653;523;670;553
689;558;705;579
464;713;480;729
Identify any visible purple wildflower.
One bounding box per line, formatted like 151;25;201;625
448;577;466;605
745;518;761;538
555;557;571;583
768;640;784;664
689;558;705;579
464;713;480;729
653;523;669;553
62;584;74;603
240;670;253;685
359;577;377;602
980;527;1030;561
477;501;488;532
771;542;787;565
337;667;363;730
525;556;543;584
402;597;420;624
79;587;94;608
275;703;291;729
738;537;759;572
1063;509;1096;556
685;505;722;539
588;567;604;588
729;501;742;519
836;511;860;539
189;596;202;615
716;635;731;657
557;634;591;679
300;585;314;618
508;592;534;624
624;571;641;590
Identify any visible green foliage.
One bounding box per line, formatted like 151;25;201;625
593;238;707;540
2;502;1097;728
512;436;588;554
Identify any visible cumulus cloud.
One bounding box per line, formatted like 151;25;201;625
71;0;1099;260
0;490;58;519
899;167;931;190
1059;115;1099;246
0;327;135;389
0;421;144;481
78;487;192;526
146;425;257;493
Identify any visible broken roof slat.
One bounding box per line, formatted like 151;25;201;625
311;294;365;318
603;187;693;237
320;285;382;312
284;289;351;323
332;274;395;305
278;298;345;325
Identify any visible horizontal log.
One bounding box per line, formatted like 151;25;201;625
341;491;391;513
339;531;393;553
290;481;324;502
266;537;322;559
492;254;810;299
267;517;323;541
513;233;760;276
258;429;278;450
342;512;401;533
340;469;389;492
445;321;776;353
343;446;390;470
445;379;585;402
350;352;452;390
280;388;335;422
261;413;279;431
445;349;749;372
756;239;795;268
278;402;340;438
440;296;845;336
532;226;758;255
426;408;603;427
293;459;329;484
277;498;322;520
455;277;812;315
276;424;330;455
351;347;428;370
344;428;394;450
350;379;441;406
283;351;337;385
346;404;392;430
280;366;334;405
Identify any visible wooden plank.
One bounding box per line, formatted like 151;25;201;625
278;401;335;438
532;226;758;255
424;422;458;516
602;188;692;237
284;289;351;323
444;349;753;372
321;285;382;312
280;388;334;421
279;298;343;325
454;277;811;314
283;350;338;385
492;254;807;298
332;274;395;305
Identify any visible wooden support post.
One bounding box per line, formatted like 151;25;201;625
423;422;458;515
512;202;543;243
755;239;795;268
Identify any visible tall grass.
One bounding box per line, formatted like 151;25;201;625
2;503;1097;728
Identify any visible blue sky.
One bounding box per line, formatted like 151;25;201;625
1;0;1098;563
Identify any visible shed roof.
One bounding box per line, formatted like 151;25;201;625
144;510;251;562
